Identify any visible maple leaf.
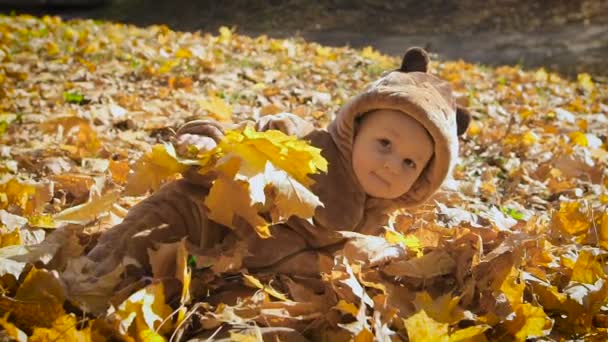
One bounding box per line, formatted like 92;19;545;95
0;242;59;278
204;173;270;237
0;178;53;216
29;314;92;342
124;143;187;196
107;282;174;339
197;95;233;122
252;162;322;223
243;273;291;301
403;309;449;342
570;249;605;284
54;190;120;224
0;268;66;329
200;128;326;237
382;250;456;279
61;256;125;315
503;303;552;342
413;291;464;324
0;314;27;341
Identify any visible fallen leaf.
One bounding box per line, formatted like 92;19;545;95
403;309;449;342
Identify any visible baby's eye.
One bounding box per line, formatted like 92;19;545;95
403;158;416;168
378;139;391;149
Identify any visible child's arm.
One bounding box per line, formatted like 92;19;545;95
175;114;316;185
87;179;226;276
175;113;316;154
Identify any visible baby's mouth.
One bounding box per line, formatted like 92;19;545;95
371;171;390;187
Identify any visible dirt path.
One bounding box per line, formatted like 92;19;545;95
2;0;607;78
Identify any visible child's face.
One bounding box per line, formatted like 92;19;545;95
352;109;434;199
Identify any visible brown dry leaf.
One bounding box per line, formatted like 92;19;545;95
0;242;59;278
61;256;125;314
147;238;191;307
340;231;405;267
41;116;102;158
49;173;102;202
382;250;457;279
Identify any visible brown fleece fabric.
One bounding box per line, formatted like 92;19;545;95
87;47;469;278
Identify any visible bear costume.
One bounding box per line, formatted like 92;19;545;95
86;47;471;283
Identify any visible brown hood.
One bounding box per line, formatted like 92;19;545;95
328;47;470;209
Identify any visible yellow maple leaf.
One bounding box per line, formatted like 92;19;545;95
0;268;66;329
599;213;608;250
571;249;605;284
0;314;27;341
174;47;192;58
204;173;270;238
252;162;323;223
200;128;326;237
552;201;591;237
218;26;232;44
413;292;463;324
0;225;21;247
27;214;56;228
500;267;525;305
110;282;174;339
504;303;551;342
0;178;36;214
577;73;595;93
334;299;359;316
354;328;374;342
230;331;261;342
30;313;92;342
197;95;232;122
530;283;567;311
360;46;393;69
42;116;101;158
220;127;328;186
403;309;449;342
569;131;588;147
125;143;187;196
242;273;291;301
158;59;179;73
385;230;422;256
449;325;490;342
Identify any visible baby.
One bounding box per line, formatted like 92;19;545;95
87;47;470;279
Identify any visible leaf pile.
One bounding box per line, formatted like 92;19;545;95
1;14;608;341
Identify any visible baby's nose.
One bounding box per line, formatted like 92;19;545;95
383;157;401;174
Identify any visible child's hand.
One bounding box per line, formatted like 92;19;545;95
255;113;313;137
174;119;225;157
175;133;218;156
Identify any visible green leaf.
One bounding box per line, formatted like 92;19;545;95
501;207;524;220
63;91;86;104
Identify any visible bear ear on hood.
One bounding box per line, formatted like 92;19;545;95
456;106;472;136
399;47;429;73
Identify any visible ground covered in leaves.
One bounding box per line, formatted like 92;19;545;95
1;14;608;341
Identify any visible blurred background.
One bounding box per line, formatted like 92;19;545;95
1;0;606;78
